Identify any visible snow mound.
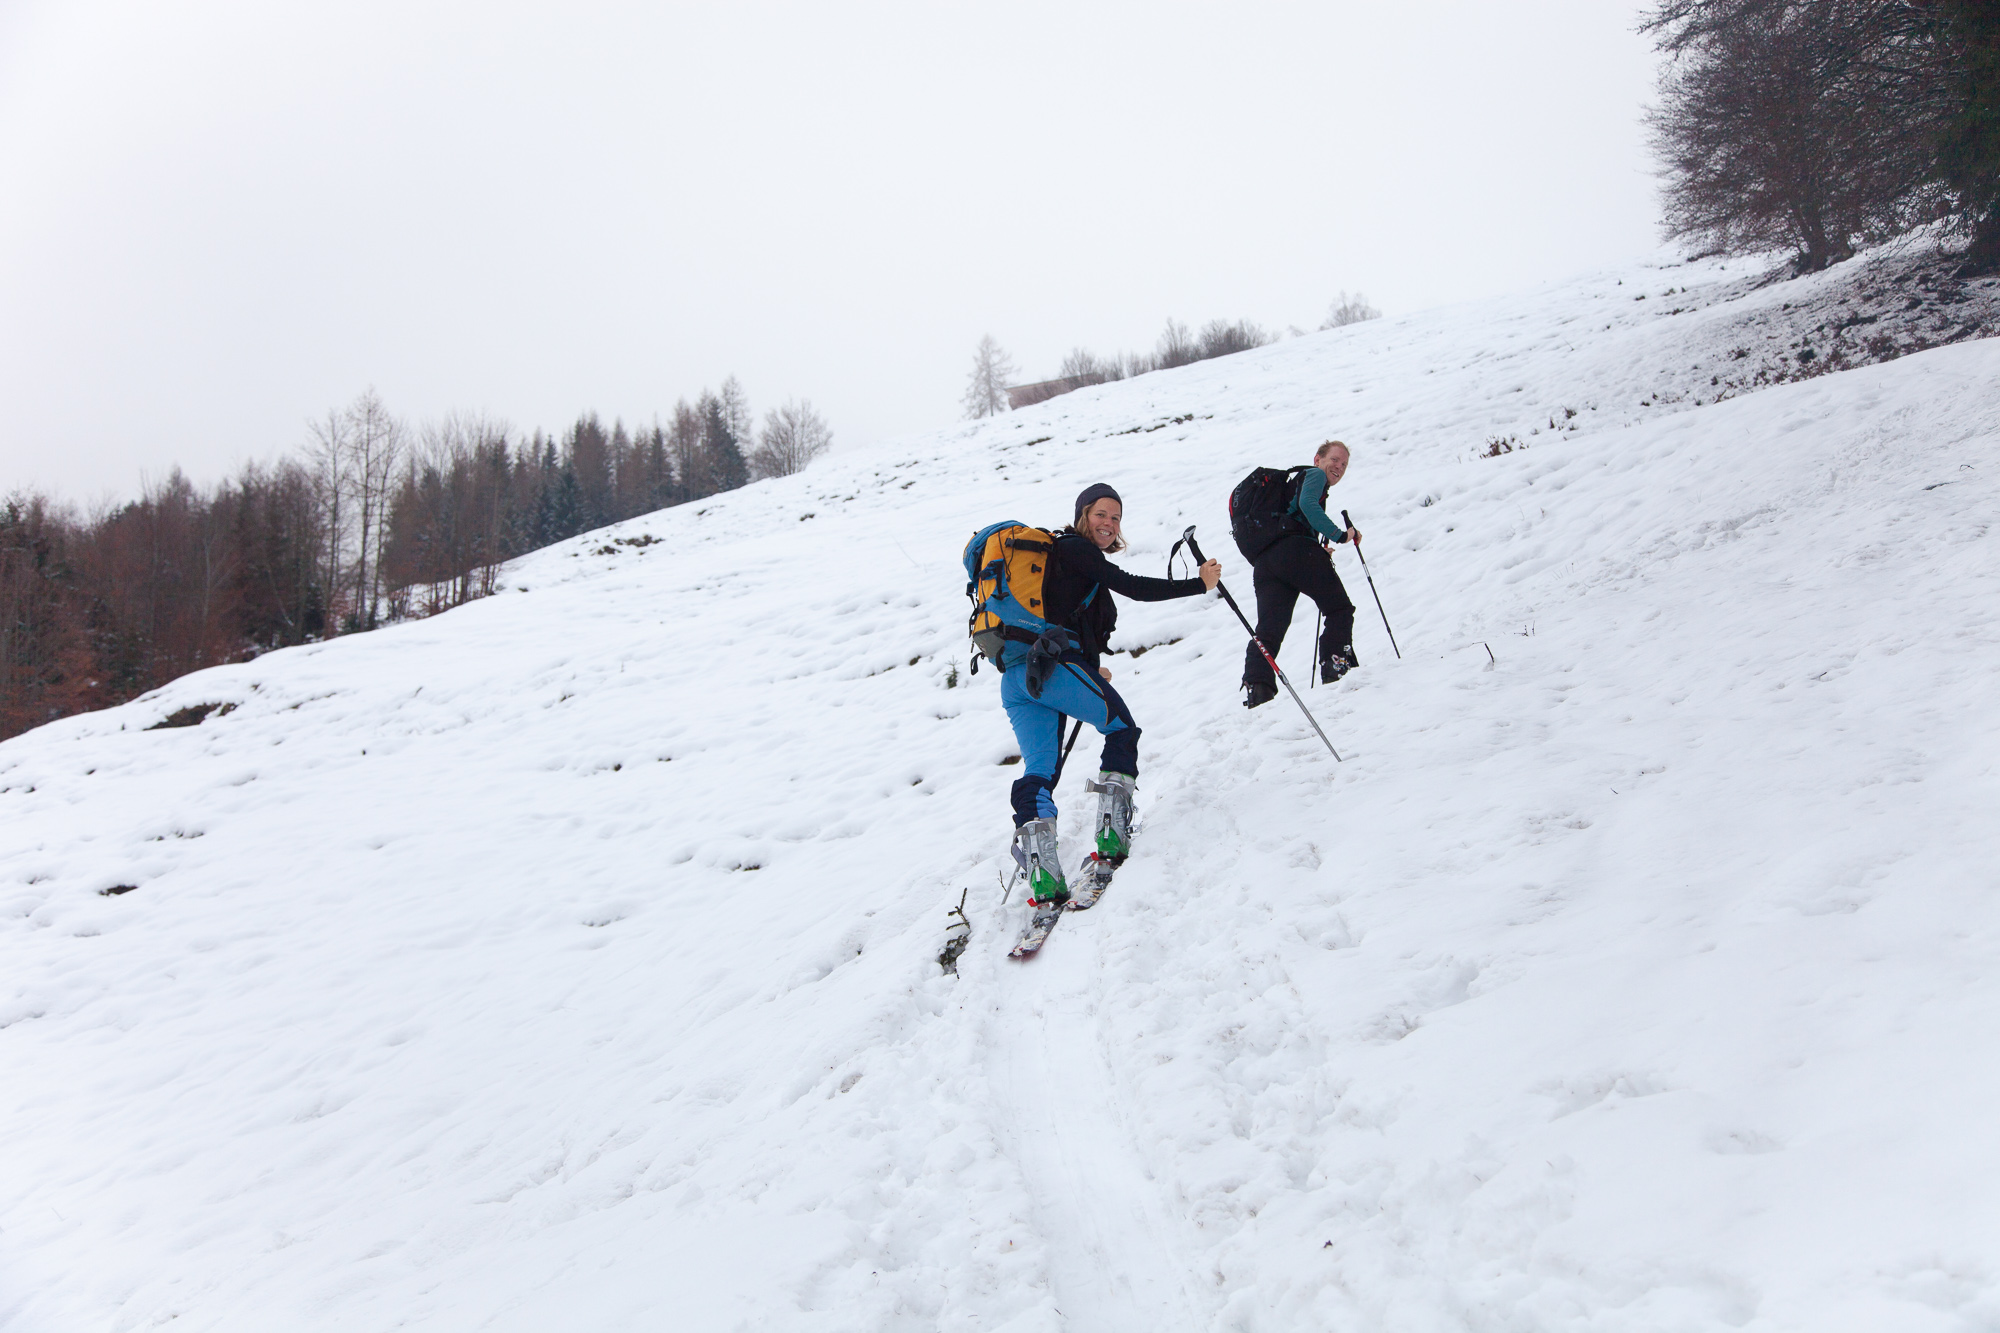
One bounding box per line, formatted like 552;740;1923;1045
4;255;1999;1332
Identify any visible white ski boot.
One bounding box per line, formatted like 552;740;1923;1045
1009;817;1069;958
1071;771;1135;911
1011;817;1069;908
1088;771;1136;864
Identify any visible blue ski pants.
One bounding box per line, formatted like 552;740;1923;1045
1001;651;1138;826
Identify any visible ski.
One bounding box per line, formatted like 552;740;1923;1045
1066;852;1120;911
1008;899;1066;959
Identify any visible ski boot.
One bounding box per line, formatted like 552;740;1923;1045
1071;771;1134;910
1243;678;1278;709
1088;770;1136;864
1321;644;1356;684
1009;817;1069;958
1011;817;1069;908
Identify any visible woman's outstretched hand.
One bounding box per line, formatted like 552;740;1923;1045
1198;558;1221;590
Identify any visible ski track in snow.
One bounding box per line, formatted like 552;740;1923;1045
992;904;1209;1331
4;248;2000;1331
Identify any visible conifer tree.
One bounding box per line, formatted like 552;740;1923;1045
718;376;755;456
569;413;611;531
638;424;673;512
700;392;750;493
550;463;583;540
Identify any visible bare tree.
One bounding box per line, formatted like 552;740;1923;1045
305;408;351;626
1196;318;1270;359
669;399;703;501
1321;291;1382;328
718;375;755;453
962;335;1016;418
751;400;835;479
1058;348;1119;384
341;389;404;628
1154;318;1200;369
382;412;511;615
1643;0;1945;273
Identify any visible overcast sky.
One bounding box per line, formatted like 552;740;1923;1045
1;0;1665;505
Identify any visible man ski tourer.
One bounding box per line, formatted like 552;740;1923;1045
979;484;1219;914
1232;440;1362;709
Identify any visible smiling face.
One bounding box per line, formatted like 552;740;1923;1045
1316;441;1350;486
1081;498;1124;550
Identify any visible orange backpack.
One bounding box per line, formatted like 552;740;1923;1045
962;522;1094;674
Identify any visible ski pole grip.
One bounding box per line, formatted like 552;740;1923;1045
1341;509;1354;530
1182;525;1206;564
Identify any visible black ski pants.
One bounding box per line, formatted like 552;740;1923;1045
1242;534;1355;687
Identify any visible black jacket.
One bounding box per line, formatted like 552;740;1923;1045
1043;531;1205;664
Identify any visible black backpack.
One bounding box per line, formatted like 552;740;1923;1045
1229;465;1311;561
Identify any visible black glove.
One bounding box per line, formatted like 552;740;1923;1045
1024;627;1068;699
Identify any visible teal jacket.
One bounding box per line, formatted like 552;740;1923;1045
1290;468;1350;544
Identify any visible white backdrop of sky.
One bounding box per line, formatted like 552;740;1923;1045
0;0;1665;505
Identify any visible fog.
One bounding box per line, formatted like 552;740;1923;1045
0;0;1662;503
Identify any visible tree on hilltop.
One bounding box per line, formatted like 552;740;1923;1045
699;390;750;494
963;335;1015;418
752;400;834;478
1322;292;1381;328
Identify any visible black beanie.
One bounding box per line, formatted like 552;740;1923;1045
1074;482;1122;523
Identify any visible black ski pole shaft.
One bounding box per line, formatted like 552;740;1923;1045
1183;527;1341;762
1051;717;1083;785
1313;603;1322;689
1342;509;1401;660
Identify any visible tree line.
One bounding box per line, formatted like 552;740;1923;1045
0;382;832;740
1646;0;2000;275
965;293;1381;418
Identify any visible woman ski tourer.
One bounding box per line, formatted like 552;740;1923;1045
994;483;1219;908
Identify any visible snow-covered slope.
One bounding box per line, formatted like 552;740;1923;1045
5;254;1999;1332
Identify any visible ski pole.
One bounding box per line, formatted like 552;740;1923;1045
1182;527;1340;762
1052;716;1083;785
1342;509;1401;660
1312;608;1322;688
